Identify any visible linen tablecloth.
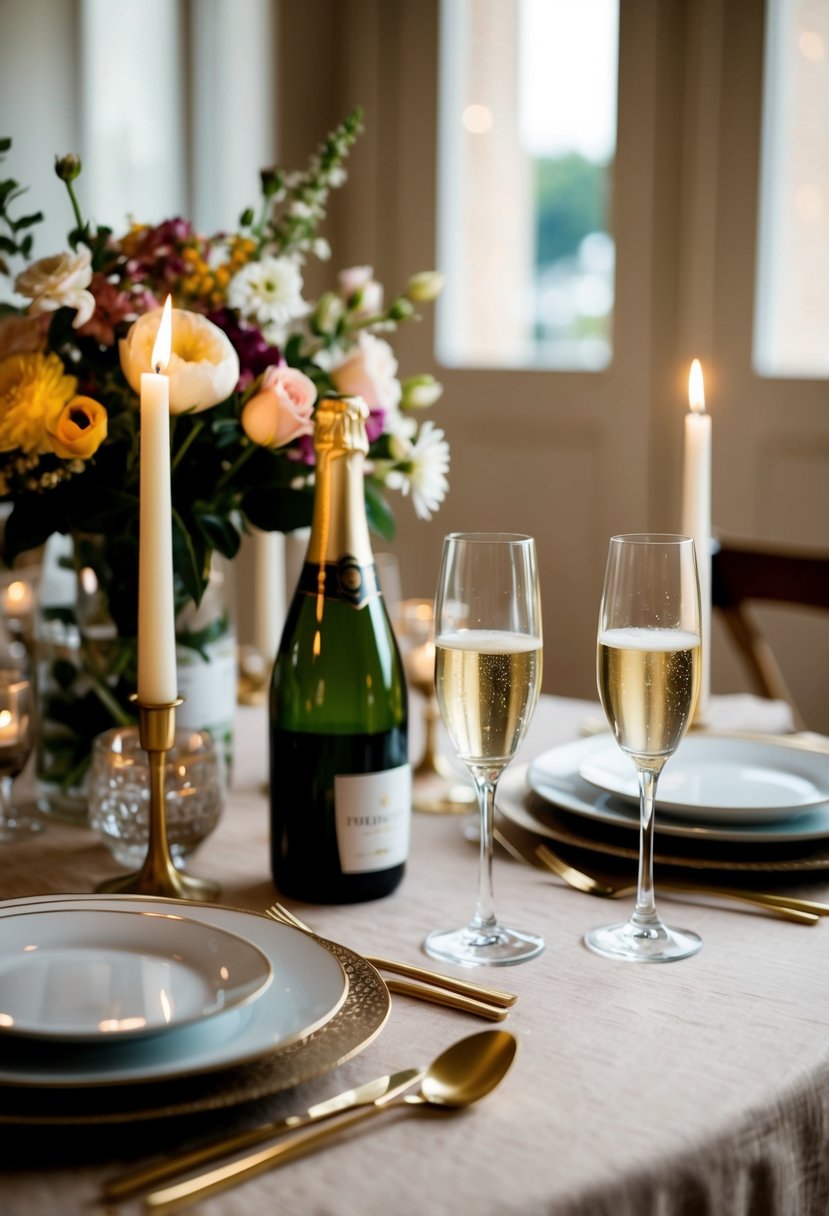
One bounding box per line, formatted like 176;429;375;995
2;695;828;1216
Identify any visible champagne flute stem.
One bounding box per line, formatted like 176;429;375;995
0;774;11;829
471;771;498;931
633;766;659;924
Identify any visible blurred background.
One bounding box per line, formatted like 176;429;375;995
1;0;827;728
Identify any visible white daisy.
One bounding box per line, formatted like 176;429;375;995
387;420;450;520
227;256;309;339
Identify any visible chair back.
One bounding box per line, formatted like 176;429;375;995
711;539;829;729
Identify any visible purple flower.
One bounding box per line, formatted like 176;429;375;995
366;408;385;444
208;309;282;388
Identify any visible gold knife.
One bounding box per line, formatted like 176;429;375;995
385;979;508;1020
101;1067;422;1202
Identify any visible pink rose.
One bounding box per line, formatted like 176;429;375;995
241;365;317;448
330;332;401;411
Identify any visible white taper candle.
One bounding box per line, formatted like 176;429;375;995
681;358;712;722
137;296;177;705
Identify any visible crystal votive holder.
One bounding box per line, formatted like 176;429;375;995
88;726;224;869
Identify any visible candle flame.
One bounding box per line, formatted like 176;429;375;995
0;710;12;729
689;359;706;414
151;295;173;372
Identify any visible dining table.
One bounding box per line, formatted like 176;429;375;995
2;690;829;1216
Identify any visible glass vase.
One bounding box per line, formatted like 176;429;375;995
34;534;236;824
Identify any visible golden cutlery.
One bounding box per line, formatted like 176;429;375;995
266;903;517;1010
534;843;822;924
102;1069;422;1202
144;1029;518;1214
383;978;507;1021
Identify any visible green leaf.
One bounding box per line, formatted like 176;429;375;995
172;508;207;605
177;612;229;660
242;486;314;534
11;210;42;231
283;333;303;366
364;481;396;541
195;511;242;560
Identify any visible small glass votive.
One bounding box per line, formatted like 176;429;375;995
88;727;224;868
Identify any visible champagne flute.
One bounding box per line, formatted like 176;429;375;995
0;670;38;842
424;533;544;966
585;534;702;963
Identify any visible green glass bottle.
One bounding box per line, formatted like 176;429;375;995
269;396;410;902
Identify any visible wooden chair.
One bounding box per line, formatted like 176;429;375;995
711;538;829;730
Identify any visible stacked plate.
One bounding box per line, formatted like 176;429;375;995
0;894;390;1125
498;733;829;872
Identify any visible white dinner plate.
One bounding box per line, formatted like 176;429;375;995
523;735;829;843
577;736;829;823
0;895;348;1088
0;907;272;1043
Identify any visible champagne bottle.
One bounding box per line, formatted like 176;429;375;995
269;396;411;902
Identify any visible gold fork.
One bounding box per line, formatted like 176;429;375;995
533;843;824;924
265;903;517;1019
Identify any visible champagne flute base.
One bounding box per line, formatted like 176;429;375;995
584;917;701;963
423;923;544;968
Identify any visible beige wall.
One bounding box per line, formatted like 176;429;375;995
276;0;829;731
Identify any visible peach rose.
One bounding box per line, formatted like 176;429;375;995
119;308;239;413
330;332;401;411
47;395;108;460
241;365;317;448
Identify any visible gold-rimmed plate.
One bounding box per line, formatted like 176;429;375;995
0;894;389;1124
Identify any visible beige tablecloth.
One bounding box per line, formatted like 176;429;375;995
2;696;829;1216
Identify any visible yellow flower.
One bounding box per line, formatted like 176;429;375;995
0;352;77;454
47;396;108;460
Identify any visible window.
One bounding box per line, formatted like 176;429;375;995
754;0;829;377
437;0;619;370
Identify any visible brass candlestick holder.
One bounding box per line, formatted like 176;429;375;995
396;599;475;815
96;698;220;901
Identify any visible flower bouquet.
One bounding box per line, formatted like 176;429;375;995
0;109;449;814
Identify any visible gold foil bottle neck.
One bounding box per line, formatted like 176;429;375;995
314;396;370;456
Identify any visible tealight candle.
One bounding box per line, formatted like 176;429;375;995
681;358;712;722
0;707;22;746
137;297;177;706
2;580;33;620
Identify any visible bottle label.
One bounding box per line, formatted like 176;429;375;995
297;559;380;609
334;764;411;873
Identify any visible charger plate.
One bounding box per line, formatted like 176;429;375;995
0;894;390;1125
497;767;829;873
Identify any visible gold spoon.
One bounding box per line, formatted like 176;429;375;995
145;1029;518;1215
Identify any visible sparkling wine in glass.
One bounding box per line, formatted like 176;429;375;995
585;534;702;963
424;533;544;966
0;671;39;843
